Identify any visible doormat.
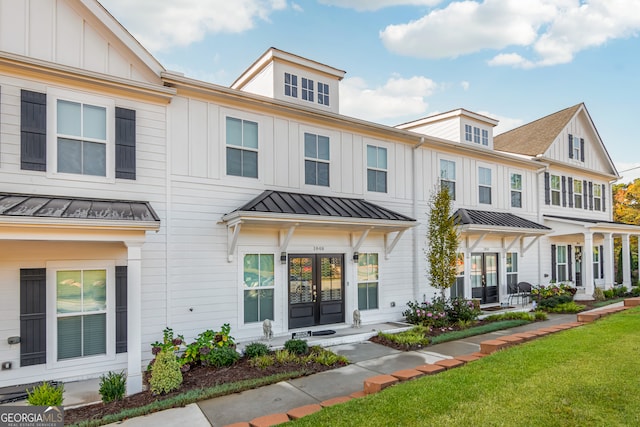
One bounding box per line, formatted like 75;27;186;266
312;330;336;336
482;305;513;312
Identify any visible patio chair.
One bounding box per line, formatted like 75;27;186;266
507;283;519;305
516;282;532;306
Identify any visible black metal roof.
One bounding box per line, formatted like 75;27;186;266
232;190;415;222
0;193;160;222
545;214;640;228
454;209;550;230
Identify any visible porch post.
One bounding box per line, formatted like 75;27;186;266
603;233;614;289
583;232;594;299
125;242;143;395
622;234;631;288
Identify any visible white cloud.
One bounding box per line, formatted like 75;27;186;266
460;80;470;90
380;0;640;68
318;0;443;12
99;0;287;51
340;75;438;122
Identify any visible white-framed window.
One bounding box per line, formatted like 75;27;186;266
556;245;568;282
358;253;379;310
573;136;581;160
304;132;330;186
594;184;602;211
367;145;387;193
478;167;492;204
284;73;298;98
551;175;561;206
302;78;314;102
574;179;583;209
510;173;522;208
593;246;601;280
226;117;258;178
243;254;275;323
473;127;481;144
464;124;472;142
481;129;489;146
318;82;329;106
440;159;456;200
451;253;465;299
506;252;518;289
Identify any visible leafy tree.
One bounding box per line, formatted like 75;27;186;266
613;179;640;284
426;186;459;298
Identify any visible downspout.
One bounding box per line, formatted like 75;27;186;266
535;160;549;286
413;137;426;300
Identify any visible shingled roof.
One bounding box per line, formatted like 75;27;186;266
494;104;582;156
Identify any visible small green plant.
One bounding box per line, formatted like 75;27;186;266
151;327;184;356
27;382;64;406
614;286;628;297
538;295;573;309
284;338;309;355
533;311;548;321
149;349;183;395
275;349;300;364
378;326;430;347
632;287;640;297
180;324;236;368
249;354;276;369
593;288;605;301
456;319;476;329
202;346;240;368
484;312;536;322
544;301;586;313
603;289;615;299
99;371;126;403
244;342;270;359
304;349;349;366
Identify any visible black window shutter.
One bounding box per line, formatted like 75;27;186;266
568;134;573;159
602;184;606;211
20;268;47;366
600;245;604;279
568;177;574;208
580;138;585;162
561;176;567;207
21;90;47;171
588;182;593;210
544;172;550;205
551;245;557;282
115;107;136;180
567;245;573;281
583;180;588;210
115;265;128;353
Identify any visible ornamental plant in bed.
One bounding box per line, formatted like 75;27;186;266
403;297;481;329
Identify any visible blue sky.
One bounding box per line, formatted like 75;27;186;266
100;0;640;182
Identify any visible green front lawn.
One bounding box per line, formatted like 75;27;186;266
293;307;640;426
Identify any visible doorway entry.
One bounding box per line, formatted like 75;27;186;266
288;254;345;329
470;253;499;304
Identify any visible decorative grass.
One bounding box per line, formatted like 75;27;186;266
292;307;640;426
430;319;529;344
592;297;625;308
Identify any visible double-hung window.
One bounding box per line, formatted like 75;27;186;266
318;83;329;106
440;159;456;200
550;175;561;206
226;117;258;178
481;129;489;146
593;184;601;211
556;245;568;282
593;246;601;280
56;269;107;360
573;136;581;160
56;100;107;176
473;127;481;144
510;173;522;208
464;125;472;142
284;73;298;98
357;253;379;310
302;78;314;102
478;167;492;204
506;252;518;288
574;179;583;209
367;145;387;193
243;254;275;323
304;132;330;186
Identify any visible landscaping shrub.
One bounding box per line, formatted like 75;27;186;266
244;342;270;359
249;354;275;369
603;289;615;299
544;302;586;313
202;346;240;368
632;287;640;297
99;371;126;403
305;349;349;366
448;297;482;322
537;294;573;309
377;326;430;347
149;349;183;395
275;349;300;364
404;297;480;328
531;283;576;300
614;286;628;297
181;324;236;368
533;311;548;321
27;382;64;406
593;288;605;301
151;327;184;356
483;312;536;322
284;339;309;355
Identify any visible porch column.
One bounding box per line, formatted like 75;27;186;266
622;234;631;287
125;242;143;395
583;232;594;298
603;233;614;289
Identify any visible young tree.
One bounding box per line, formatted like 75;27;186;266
426;185;460;298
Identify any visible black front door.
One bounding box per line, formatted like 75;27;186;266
471;253;499;304
288;254;345;329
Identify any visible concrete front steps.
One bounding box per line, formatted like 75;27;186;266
223;299;638;427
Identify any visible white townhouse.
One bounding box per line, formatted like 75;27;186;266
0;0;638;396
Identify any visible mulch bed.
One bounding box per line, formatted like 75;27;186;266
64;358;341;425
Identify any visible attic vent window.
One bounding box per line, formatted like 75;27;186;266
318;82;330;106
285;73;298;98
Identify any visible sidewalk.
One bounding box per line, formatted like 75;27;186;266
102;310;587;427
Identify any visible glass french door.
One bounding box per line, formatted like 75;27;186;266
471;253;499;304
288;254;345;329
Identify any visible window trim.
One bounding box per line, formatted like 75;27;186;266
366;145;388;193
593;184;602;211
478;166;492;205
238;250;279;328
304;132;330;187
301;77;314;102
240;252;276;325
464;124;472;142
550;174;561;206
510;172;523;208
357;252;380;311
574;179;583;209
506;252;519;290
284;73;298;98
556;245;568;282
481;129;489;146
225;115;260;179
46;260;116;369
439;158;456;201
317;82;330;106
592;246;601;280
46;88;115;183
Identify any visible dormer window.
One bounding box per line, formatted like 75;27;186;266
302;78;314;102
284;73;298;98
568;134;585;162
473;127;481;144
465;125;472;142
482;129;488;146
318;83;330;106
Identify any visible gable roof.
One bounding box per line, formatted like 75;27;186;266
493;104;582;156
